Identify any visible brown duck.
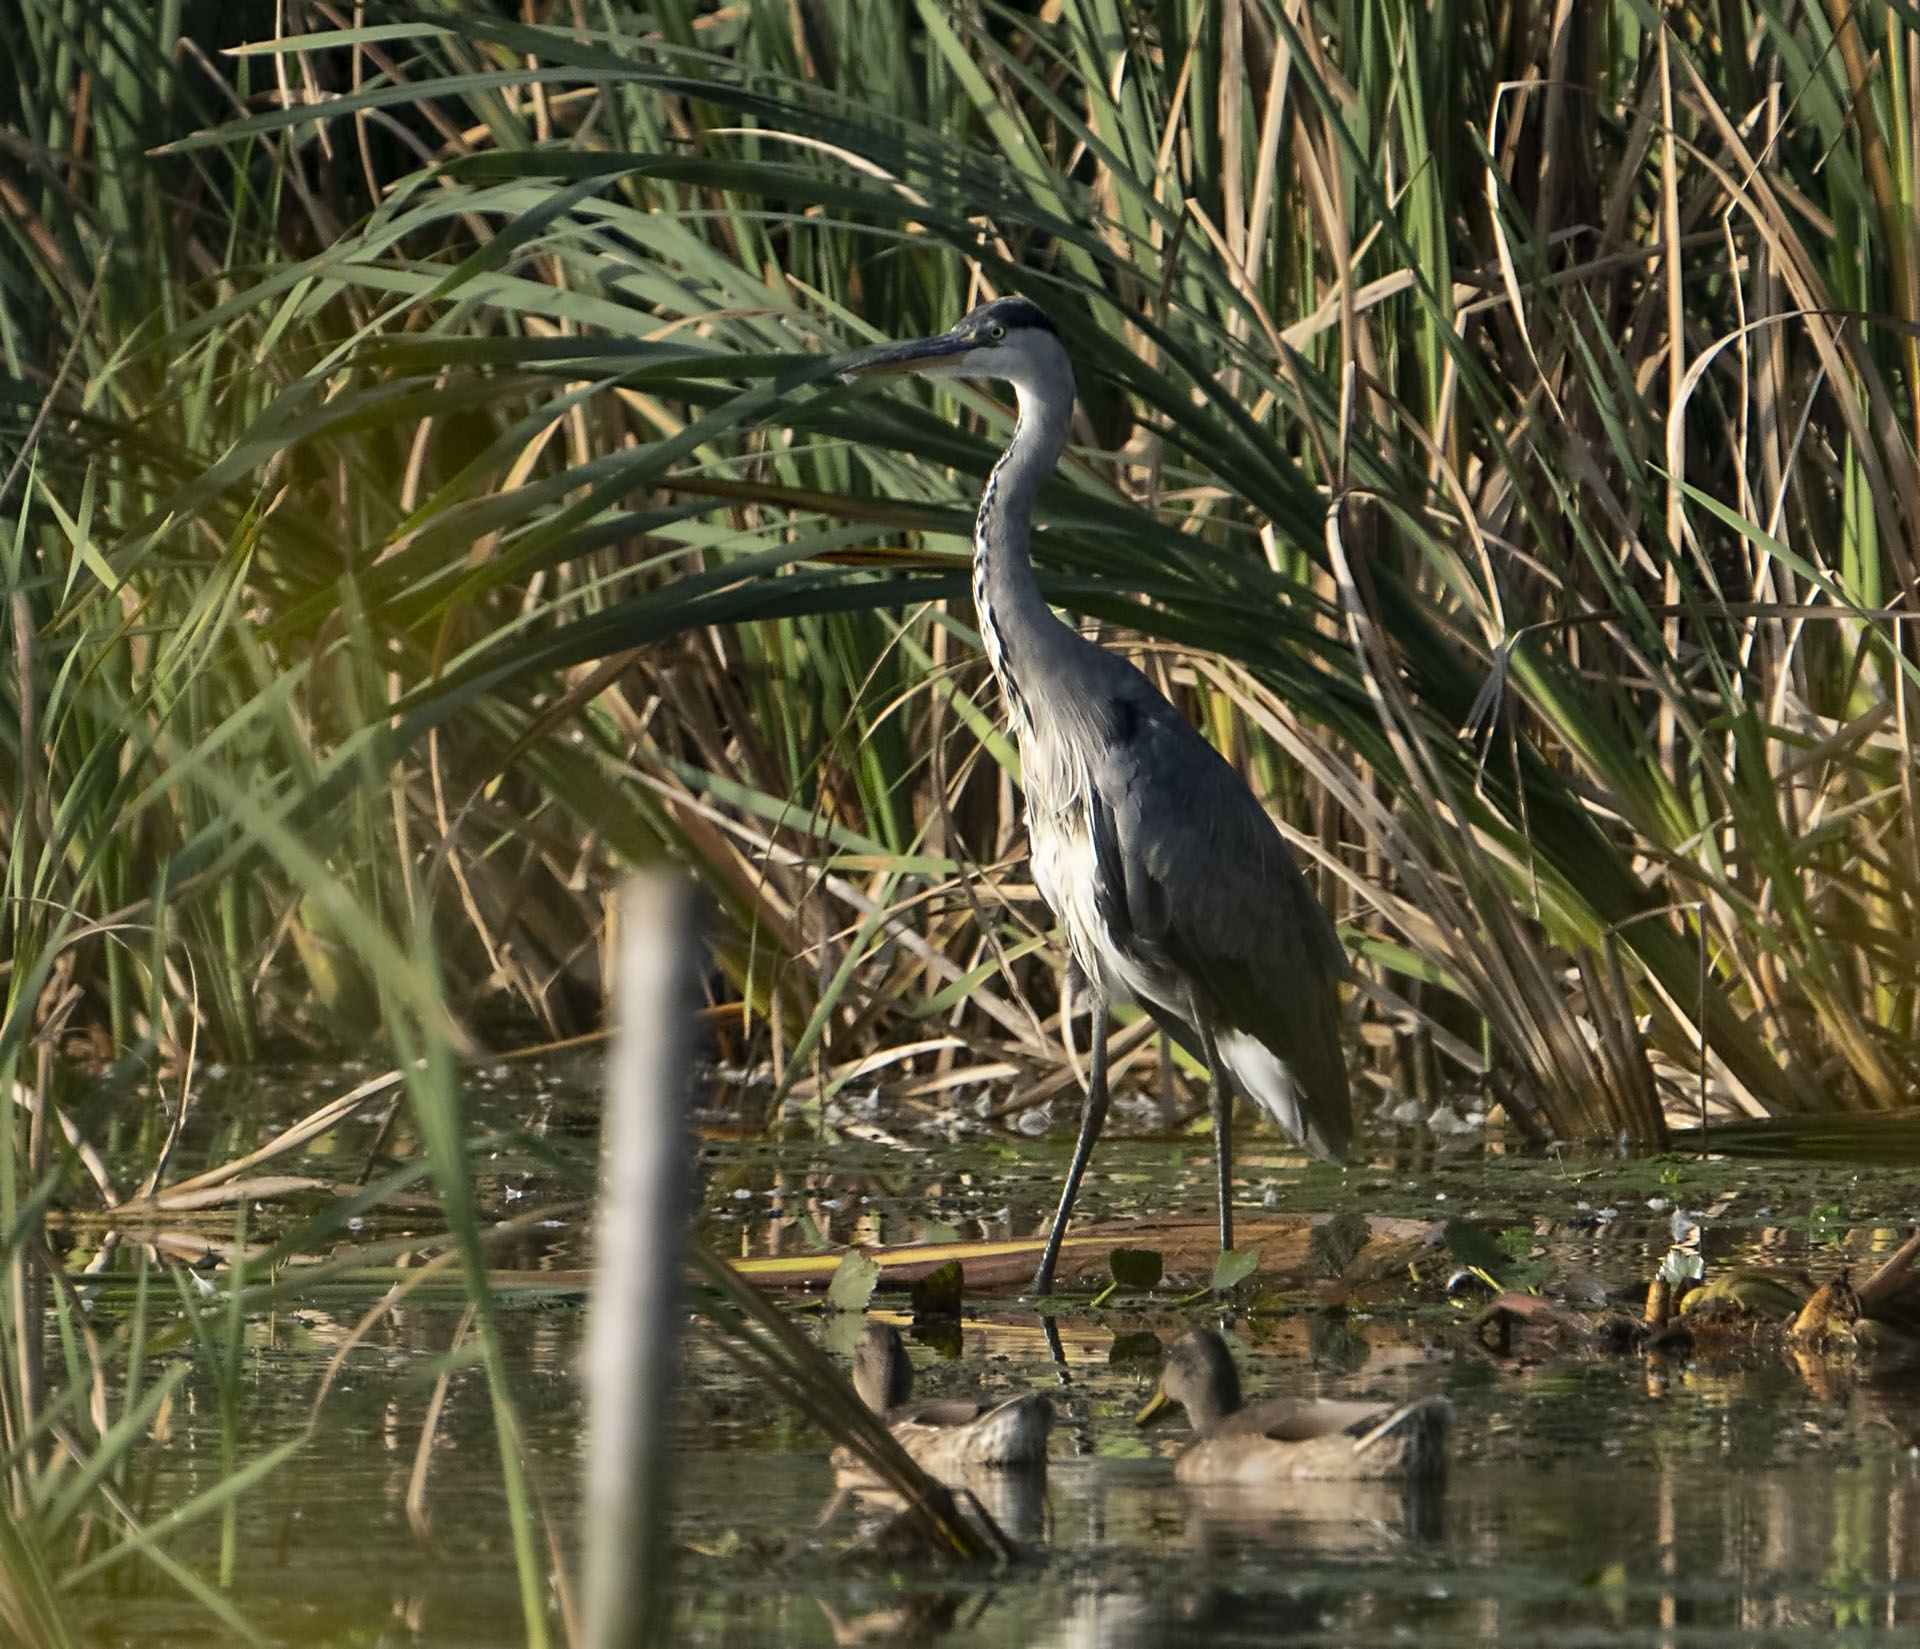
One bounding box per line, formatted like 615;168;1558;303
1137;1330;1451;1486
835;1322;1052;1477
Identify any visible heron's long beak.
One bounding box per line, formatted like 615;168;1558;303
1135;1383;1172;1426
840;331;972;381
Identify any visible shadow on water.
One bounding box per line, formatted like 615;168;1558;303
57;1065;1920;1644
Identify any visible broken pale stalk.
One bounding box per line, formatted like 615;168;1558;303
580;872;699;1649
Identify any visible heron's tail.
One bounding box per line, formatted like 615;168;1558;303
1216;1028;1352;1163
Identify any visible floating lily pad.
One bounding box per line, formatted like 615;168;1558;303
1308;1309;1370;1373
1311;1210;1371;1277
909;1258;964;1317
1108;1331;1164;1368
1443;1218;1555;1292
1210;1247;1260;1293
822;1309;868;1360
913;1316;963;1358
826;1249;882;1312
1442;1218;1508;1278
1107;1248;1164;1291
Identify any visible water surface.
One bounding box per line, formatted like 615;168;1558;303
65;1067;1920;1644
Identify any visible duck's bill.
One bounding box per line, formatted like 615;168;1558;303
1135;1385;1172;1427
840;332;970;380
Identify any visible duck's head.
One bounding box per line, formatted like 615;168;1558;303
1135;1330;1243;1433
849;1321;914;1414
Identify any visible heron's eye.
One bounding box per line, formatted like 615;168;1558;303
987;322;1006;340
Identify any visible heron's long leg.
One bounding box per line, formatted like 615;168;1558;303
1195;1019;1237;1254
1033;993;1109;1296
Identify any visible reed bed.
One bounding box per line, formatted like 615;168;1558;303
22;0;1898;1146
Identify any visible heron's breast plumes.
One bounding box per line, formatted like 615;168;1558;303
1025;782;1169;1015
1028;801;1129;999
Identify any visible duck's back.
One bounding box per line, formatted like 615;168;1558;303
832;1389;1054;1482
890;1391;1053;1474
1174;1395;1452;1484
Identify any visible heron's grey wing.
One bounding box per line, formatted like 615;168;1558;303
1086;683;1352;1160
1084;764;1206;1070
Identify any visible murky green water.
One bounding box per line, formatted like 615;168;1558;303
62;1067;1920;1644
678;1137;1920;1647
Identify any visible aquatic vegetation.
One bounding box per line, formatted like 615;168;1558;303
1472;1219;1920;1390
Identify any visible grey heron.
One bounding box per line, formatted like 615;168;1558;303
844;296;1352;1294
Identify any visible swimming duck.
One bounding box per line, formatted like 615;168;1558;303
837;1321;1052;1477
1136;1330;1451;1485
